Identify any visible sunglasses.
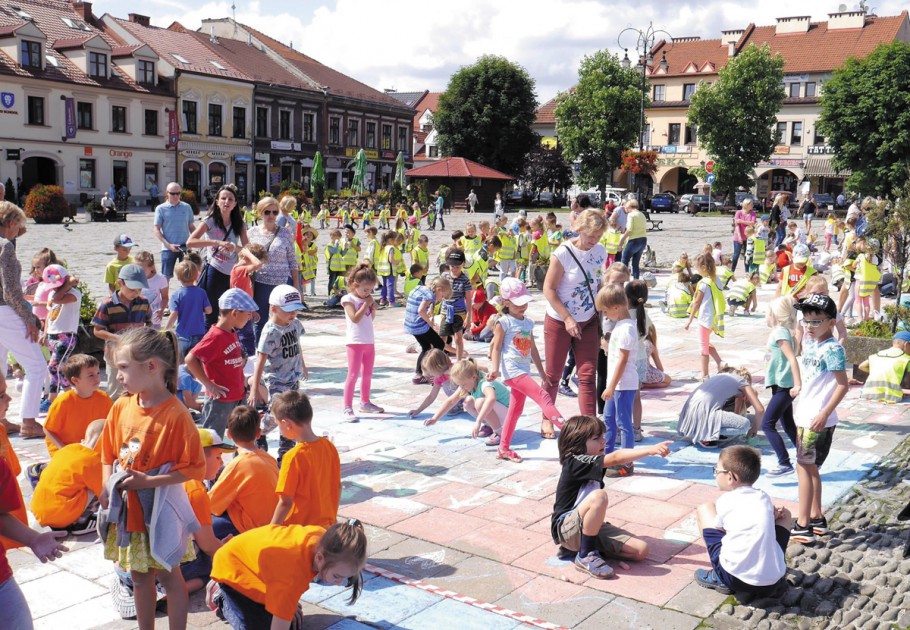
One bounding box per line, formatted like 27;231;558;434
167;191;181;195
262;210;279;216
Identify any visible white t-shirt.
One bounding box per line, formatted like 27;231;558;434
795;337;846;428
142;273;170;327
715;486;787;586
340;294;375;344
607;319;639;391
696;277;720;330
546;241;606;323
46;288;81;335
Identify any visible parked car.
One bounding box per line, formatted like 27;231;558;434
505;190;529;206
812;193;835;208
534;191;556;207
735;192;757;208
650;192;677;213
680;194;719;214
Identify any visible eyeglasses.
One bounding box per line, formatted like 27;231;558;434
262;210;279;216
803;318;830;328
713;467;730;476
167;191;181;196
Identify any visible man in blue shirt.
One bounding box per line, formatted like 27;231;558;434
153;181;195;281
433;193;445;230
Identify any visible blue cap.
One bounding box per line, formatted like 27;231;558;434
218;288;260;321
760;214;770;221
118;264;149;290
894;331;910;343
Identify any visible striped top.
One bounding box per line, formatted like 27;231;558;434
92;292;150;334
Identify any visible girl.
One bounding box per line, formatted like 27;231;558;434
403;276;452;384
854;237;881;321
641;325;672;389
762;297;801;478
684;253;726;380
408;349;466;419
340;264;384;422
425;359;507;448
823;210;836;253
208;520;366;630
134;251;169;329
99;328;205;630
377;231;401;308
489;278;566;463
601;216;622;268
624;279;653;442
43;265;81;404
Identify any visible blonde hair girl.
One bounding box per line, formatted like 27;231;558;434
761;296;802;477
685;253;725;380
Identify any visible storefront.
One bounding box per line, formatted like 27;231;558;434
804;146;848;197
178;145;253;206
755;158;805;200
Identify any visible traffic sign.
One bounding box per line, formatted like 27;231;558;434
705;160;715;173
706;173;717;185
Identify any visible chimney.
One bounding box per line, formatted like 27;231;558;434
775;16;811;35
720;29;744;45
128;13;150;27
827;10;866;30
73;2;93;22
210;25;219;44
728;42;737;57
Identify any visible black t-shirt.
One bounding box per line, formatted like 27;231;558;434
550;453;605;543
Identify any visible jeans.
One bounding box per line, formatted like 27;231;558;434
160;247;186;279
381;275;396;304
501;374;563;451
202;398;240;436
621;237;648;279
433;211;445;230
0;576;33;630
212;513;241;539
0;305;47;420
413;329;445;375
603;389;636;452
217;583;274;630
775;224;786;249
762;385;798;467
253;281;279;344
201;267;231;328
344;344;375;409
178;334;204;359
596;348;607;415
543;314;600;416
731;241;744;272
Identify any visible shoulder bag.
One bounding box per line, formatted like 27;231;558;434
561;242;603;338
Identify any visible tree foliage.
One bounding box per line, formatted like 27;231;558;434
434;55;538;178
555;50;643;197
818;41;910;195
687;44;785;197
522;144;573;193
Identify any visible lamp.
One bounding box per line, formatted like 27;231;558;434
659;52;668;72
621;49;630;70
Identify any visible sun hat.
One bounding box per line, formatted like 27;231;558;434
500;277;533;306
218;288;260;321
113;234;137;249
792;243;810;263
42;264;68;289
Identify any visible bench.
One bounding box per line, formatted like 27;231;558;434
643;210;663;231
91;209;128;222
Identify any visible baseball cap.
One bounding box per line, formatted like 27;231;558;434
218;288;260;321
792;243;810;263
794;294;837;319
473;287;487;302
42;264;68;289
113;234;137;249
760;214;770;222
197;428;236;451
118;264;149;290
269;285;306;312
407;216;417;225
894;331;910;343
447;250;466;266
343;223;356;233
500;277;533;306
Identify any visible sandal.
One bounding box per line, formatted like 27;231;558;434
539;419;556;440
485;433;501;447
0;419;20;435
20;425;45;439
497;448;522;463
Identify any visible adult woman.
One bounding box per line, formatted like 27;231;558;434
0;202;47;438
677;367;764;447
247;196;301;340
187;184;248;327
732;198;757;272
619;200;647;279
542;209;607;436
769;194;790;249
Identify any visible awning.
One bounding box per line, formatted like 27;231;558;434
805;157;850;178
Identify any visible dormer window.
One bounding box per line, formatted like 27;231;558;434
137;59;155;85
171;53;188;64
89;51;107;78
209;60;226;70
61;17;91;32
21;40;41;69
11;7;33;21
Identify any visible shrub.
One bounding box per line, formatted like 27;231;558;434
24;184;68;224
77;281;97;326
849;319;891;339
180;189;199;215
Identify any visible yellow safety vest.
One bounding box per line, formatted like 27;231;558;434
547;230;563;249
727;280;755;304
485;275;501;298
751;238;766;266
332;275;346;293
342;237;359;267
497;230;516;261
412;246;429;270
341;209;351;225
301;208;312;224
377;245;394;276
465;255;489;287
780;264;816;297
379;208;390;222
461;236;482;258
601;231;622;255
301;245;318;281
667;284;692;318
862;347;910;403
517;232;531;262
718;267;734;289
695;278;726;337
392;246;406;275
856;254;882;298
325;242;347;272
532;234;551;261
407;228;421;253
404;275;421;297
831;264;846;287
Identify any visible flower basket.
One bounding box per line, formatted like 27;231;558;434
24;184;68;224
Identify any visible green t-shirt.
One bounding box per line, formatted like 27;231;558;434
104;256;133;287
766;326;794;388
471;372;511;407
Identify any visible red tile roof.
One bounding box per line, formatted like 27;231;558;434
535;95;558;125
412;91;441;129
406;157;513;180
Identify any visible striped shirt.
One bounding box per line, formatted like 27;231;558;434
92;292;150;334
404;286;434;335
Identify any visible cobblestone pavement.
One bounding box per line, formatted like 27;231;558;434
6;206;910;629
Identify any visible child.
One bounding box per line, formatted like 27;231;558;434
404;264;425;298
662;270;692;318
362;225;379;269
43;354;112;458
694;445;790;595
641;325;672;389
685;253;726;380
408;349;464;417
105;234;138;294
270;390;340;528
42;264;81;408
712;241;723;266
99;328;205;630
859;331;910;403
377;230;399;308
425;358;508;448
207;520;366;628
495;216;518;278
177;364;203;413
186;288;259;436
228;243;268;356
324;229;348;296
717;255;734;289
465;287;497;342
551;415;671;578
404;276;451;384
601;216;622;268
134;251;169;329
854;237;881;321
790;294;848;543
31;419;104;534
777;243;817;299
342;224;361;271
516;220;532;281
208;406;279;538
340;264;384;421
442;250;474;361
166;260;213;358
248;285;308;462
412;234;430;272
489;278;566;463
750;224;768;274
824;211;837;252
726;271;759;316
762;297;801;478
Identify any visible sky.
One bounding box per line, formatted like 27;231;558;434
89;0;908;103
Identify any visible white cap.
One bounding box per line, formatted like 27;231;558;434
269;285;306;312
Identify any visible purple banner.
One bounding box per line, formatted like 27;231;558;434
64;97;76;139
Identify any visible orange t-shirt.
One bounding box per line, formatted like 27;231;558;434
274;438;340;528
100;395;205;532
184;478;213;527
208;449;279;533
44;390;113;457
211;524;323;620
30;443;102;528
0;426;26;550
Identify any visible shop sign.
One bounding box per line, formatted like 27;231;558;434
110;149;133;158
270;141;301;151
345;147;378;159
381;151;395;159
808;145;835;155
84;147;93;156
657;157;696;167
254;152;269;162
6;149;20;160
235;155;252;162
208;151;230;159
181;150;204;157
774;145;790;154
757;159;804;168
661;145;677;154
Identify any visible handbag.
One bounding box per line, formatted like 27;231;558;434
196;244;220;288
562;243;603;337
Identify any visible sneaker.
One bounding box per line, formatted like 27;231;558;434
26;463;45;490
38;398;51;414
412;375;430;385
359;401;385;414
556;546;575;561
604;464;634;478
260;411;278;435
447;401;465;416
633;428;643;443
658;299;668;313
558;383;577;397
485;433;501;447
571;374;579;387
477;424;494;438
790;521;816;544
694;568;732;595
810;516;830;536
204;579;222;613
574;551;614;579
766;464;794;478
110;574;137;619
67;513;97;536
343;408;358;423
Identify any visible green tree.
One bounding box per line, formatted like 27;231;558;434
522;144;573;194
3;178;14;204
554;50;643;199
818;41;910;195
687;44;785;198
434;55;537;177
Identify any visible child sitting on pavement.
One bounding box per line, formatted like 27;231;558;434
695;445;790;595
42;354;112;458
859;330;910;403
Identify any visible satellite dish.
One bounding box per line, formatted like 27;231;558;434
839;3;847;11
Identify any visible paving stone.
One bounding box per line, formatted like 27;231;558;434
448;521;552;564
19;571;107;619
428;555;537;603
574;595;701;630
664;581;727;617
397;598;521;630
369;538;470;580
319;576;441;628
494;576;613;628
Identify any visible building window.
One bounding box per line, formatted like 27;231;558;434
76;102;93;130
21;40;41;69
279;110;291;140
668;123;681;145
790;121;802;145
776;122;787;144
683;83;695;100
366;122;376;148
303;113;314;142
183;100;197;134
652;84;665;101
144;109;158;135
684;124;697;145
789;83;801;98
348;119;359;146
233;106;246;139
137;60;154;85
256;107;269;137
382;124;392;150
428;145;439;158
88;52;107;78
640;123;650;147
805;82;817;97
26;96;44;125
398;126;408;152
111;105;127;133
79;159;95;189
814;128;825;145
329;117;340;145
144;163;158;190
209;103;223;136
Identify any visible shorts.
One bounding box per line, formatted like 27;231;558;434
699;324;712;356
726;298;746;307
556;508;631;558
439;313;465;338
796;425;835;467
703;526;789;594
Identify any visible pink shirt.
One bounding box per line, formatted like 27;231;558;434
340;294;375;345
734;210;756;243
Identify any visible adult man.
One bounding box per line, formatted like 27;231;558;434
148;181;160;206
466;189;478;214
798;194;817;232
100;192;115;219
153;182;195;280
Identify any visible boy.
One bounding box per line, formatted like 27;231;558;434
270;391;340;528
342;224;361;272
133;251;169;329
465;287;497;342
404;264;426;299
186;288;259;436
412;234;430;272
495;215;517;278
695;445;790;595
324;229;347;296
43;354;112;458
791;294;848;543
859;331;910;402
30;419;105;535
166;260;213;358
104;234;138;294
726;271;759;317
300;227;319;297
362;225;380;269
92;264;151;400
248;285;308;463
208;406;279;538
177;365;203;414
441;250;473;361
777;244;817;298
